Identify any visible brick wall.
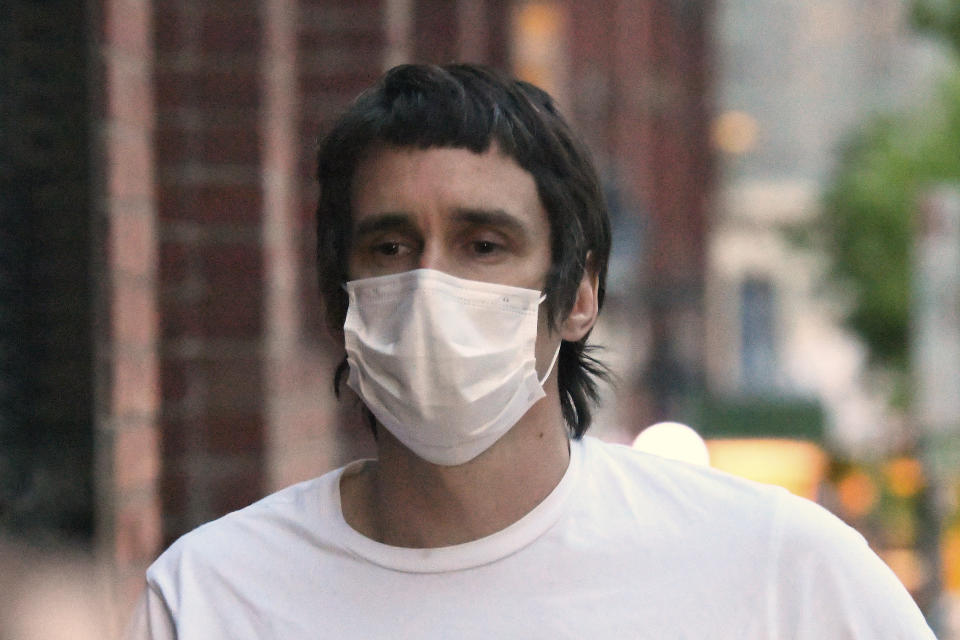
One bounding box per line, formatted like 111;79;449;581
152;0;271;545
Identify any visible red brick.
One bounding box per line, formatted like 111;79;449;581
202;242;263;283
209;464;263;514
114;497;162;566
160;298;202;339
154;68;194;110
155;123;193;167
159;360;190;406
153;6;187;53
299;1;382;36
156;111;262;164
112;275;157;346
192;243;266;337
103;0;152;58
414;0;458;62
114;423;160;490
112;346;158;418
195;71;261;109
159;184;263;223
297;35;380;71
106;55;154;128
111;207;157;277
205;413;264;455
198;125;261;165
206;358;263;412
157;67;260;114
204;250;264;290
165;281;263;338
202;289;264;336
159;240;193;285
200;11;261;52
163;412;213;455
158;468;190;524
299;70;381;96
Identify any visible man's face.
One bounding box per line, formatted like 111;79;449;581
348;144;560;375
349;144;551;289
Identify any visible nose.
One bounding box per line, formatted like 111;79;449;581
417;241;455;276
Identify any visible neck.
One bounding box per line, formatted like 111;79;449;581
340;397;571;548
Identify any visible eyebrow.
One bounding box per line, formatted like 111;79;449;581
353;213;416;238
353;208;531;240
450;207;530;240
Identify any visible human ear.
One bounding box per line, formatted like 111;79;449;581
560;264;600;342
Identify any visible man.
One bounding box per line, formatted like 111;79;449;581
128;63;935;638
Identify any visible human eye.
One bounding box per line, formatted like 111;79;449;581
369;238;417;266
372;241;407;257
463;232;511;262
349;215;422;276
470;239;502;255
358;235;419;273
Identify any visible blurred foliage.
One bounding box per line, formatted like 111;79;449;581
803;5;960;389
911;0;960;55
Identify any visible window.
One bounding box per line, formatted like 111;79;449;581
740;277;777;391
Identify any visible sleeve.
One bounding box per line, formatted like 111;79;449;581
768;492;936;639
123;585;177;640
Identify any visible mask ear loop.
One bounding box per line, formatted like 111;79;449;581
534;293;562;385
538;343;562;385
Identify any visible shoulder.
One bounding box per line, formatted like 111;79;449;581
769;490;934;636
164;472;327;546
145;466;345;608
577;438;934;637
570;436;797;574
576;437;867;570
578;436;789;517
578;436;876;551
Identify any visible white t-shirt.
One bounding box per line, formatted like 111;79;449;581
127;437;935;639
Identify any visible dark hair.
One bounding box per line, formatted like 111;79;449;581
316;63;611;438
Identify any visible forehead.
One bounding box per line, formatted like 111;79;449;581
350;145;547;227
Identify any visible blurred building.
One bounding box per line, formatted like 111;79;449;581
705;0;948;453
0;0;714;633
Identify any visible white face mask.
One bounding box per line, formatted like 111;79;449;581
343;269;560;466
